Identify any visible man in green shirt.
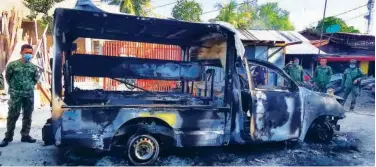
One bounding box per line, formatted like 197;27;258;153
341;59;365;111
0;44;39;147
313;58;333;93
283;58;304;84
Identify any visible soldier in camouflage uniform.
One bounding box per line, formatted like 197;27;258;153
283;58;304;84
340;59;365;112
313;58;333;93
0;44;39;147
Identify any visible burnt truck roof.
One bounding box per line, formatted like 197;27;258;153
53;8;234;46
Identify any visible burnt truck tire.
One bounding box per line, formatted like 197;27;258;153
42;118;54;146
307;121;334;143
126;134;160;166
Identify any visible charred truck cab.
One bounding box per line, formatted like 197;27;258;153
42;4;345;165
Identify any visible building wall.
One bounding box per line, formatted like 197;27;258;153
255;46;268;60
268;47;284;86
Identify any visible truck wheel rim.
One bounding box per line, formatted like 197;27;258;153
134;137;155;160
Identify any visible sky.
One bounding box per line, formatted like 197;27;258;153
1;0;373;34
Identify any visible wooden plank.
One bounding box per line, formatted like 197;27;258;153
0;35;5;72
8;9;17;54
34;19;38;45
37;83;51;104
1;11;10;64
32;25;51;74
42;36;49;82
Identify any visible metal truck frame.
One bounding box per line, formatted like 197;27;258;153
42;4;346;165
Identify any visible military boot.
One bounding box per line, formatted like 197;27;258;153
21;135;36;143
0;137;13;147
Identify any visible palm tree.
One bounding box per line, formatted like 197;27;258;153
214;0;253;28
215;1;238;25
103;0;151;16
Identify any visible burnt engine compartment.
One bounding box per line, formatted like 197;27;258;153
64;89;220;106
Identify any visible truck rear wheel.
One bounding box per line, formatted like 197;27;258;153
126;134;160;166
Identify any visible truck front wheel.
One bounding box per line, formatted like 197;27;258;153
307;120;334;143
126;134;160;166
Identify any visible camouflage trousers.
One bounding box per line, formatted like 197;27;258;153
5;95;34;139
341;86;360;110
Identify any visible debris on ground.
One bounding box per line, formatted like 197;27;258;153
330;133;361;153
309;150;321;155
254;158;265;163
95;156;120;166
293;150;307;154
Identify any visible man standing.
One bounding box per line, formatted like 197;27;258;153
313;58;333;92
341;59;365;111
0;44;39;147
283;58;304;84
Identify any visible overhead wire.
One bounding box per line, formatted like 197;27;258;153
330;4;367;18
343;10;374;22
150;0;370;26
308;4;368;26
151;1;177;10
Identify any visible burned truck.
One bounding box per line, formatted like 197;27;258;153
42;6;345;166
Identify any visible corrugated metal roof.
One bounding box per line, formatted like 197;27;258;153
335;32;375;37
238;29;326;55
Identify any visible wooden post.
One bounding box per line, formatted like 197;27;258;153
34;19;38;45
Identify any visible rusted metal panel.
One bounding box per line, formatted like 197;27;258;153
101;41;181;91
73;41;182;91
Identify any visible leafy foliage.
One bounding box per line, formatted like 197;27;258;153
214;1;294;30
317;16;360;33
253;2;294;30
23;0;65;34
106;0;151;16
172;0;203;22
23;0;65;15
214;0;253;28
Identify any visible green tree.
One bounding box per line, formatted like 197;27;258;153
172;0;202;22
253;2;294;30
107;0;151;16
214;0;253;28
23;0;65;34
213;1;293;30
317;16;360;33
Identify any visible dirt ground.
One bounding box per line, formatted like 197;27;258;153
0;91;374;166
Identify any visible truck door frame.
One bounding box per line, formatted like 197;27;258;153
247;62;302;142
